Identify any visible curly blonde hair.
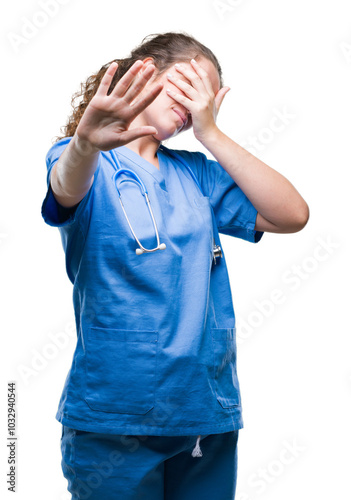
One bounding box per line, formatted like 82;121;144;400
53;31;224;144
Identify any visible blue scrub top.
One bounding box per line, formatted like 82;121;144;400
41;136;264;436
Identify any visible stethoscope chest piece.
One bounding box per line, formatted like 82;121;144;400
212;238;222;265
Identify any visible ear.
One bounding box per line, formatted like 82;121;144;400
142;57;154;65
138;57;155;75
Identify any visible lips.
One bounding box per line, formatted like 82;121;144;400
172;108;188;126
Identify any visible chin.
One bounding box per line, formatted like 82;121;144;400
154;126;184;141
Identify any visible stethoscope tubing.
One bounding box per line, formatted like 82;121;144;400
111;154;166;254
109;146;221;262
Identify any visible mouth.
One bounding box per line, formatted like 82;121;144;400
172;108;188;127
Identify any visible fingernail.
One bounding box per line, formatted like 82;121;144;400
191;58;197;64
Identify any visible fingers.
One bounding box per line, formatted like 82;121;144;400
122;63;157;104
189;59;215;96
117;126;159;145
129;81;164;116
166;72;196;100
95;60;157;104
174;62;208;95
111;60;150;99
95;62;119;97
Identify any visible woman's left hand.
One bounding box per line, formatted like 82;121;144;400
165;58;230;142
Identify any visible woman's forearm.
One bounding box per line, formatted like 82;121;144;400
50;133;101;208
200;127;309;233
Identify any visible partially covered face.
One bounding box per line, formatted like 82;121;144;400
135;56;221;141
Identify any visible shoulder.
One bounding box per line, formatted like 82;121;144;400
159;144;207;167
46;136;73;167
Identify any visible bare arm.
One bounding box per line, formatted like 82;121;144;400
50;134;100;208
164;59;309;234
49;60;164;208
200;129;310;233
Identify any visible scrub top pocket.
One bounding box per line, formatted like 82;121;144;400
84;327;158;415
211;328;241;408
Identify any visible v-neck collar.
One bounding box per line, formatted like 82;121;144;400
114;145;165;185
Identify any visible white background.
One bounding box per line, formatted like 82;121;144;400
1;0;350;498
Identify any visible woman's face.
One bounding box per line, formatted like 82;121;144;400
134;56;221;141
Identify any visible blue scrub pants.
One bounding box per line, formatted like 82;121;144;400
61;425;239;499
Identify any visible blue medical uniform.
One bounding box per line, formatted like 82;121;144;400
41;137;263;437
61;426;239;499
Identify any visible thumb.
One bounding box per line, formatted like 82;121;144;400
215;87;231;114
117;126;159;145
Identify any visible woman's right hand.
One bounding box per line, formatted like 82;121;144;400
75;60;163;152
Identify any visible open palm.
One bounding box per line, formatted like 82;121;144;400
76;60;163;152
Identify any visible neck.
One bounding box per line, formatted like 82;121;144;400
123;135;161;162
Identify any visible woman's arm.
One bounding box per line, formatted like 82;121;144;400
199;128;310;233
166;59;309;234
50;60;163;208
50;134;100;208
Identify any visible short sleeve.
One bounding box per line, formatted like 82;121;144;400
177;149;264;243
41;136;100;229
56;199;81;223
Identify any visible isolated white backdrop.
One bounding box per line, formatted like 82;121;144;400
1;0;350;498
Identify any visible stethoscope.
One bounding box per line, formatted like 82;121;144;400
110;146;222;263
113;165;166;255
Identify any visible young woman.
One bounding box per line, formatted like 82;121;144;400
41;32;309;500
